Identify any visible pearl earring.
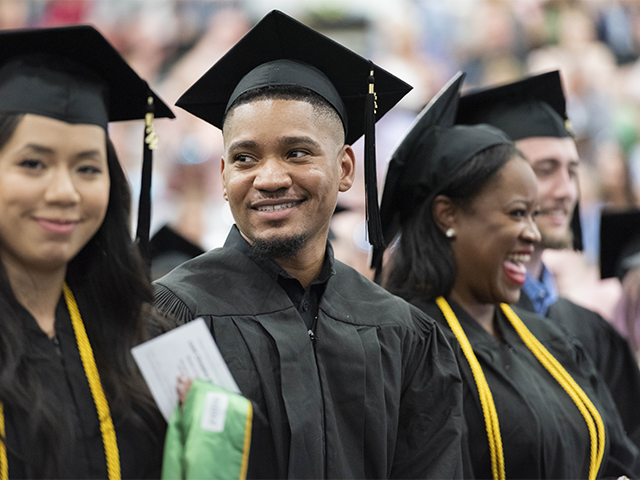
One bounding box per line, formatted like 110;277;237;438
445;228;456;238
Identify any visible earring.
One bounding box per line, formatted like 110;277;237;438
445;228;456;238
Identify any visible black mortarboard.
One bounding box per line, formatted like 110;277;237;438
456;70;571;140
150;225;205;280
0;26;174;125
600;209;640;280
0;25;175;266
372;72;512;269
176;9;412;248
456;71;582;251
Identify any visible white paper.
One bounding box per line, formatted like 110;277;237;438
132;318;240;422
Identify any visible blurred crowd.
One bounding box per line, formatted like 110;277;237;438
5;0;640;322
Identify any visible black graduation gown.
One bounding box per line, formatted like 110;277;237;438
153;229;465;479
518;292;640;448
411;298;640;479
4;298;163;479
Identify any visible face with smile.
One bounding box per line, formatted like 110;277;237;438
515;136;579;250
448;156;541;307
221;98;355;260
0;114;110;274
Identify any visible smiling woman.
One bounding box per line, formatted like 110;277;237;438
0;114;109;281
377;73;640;479
0;26;174;479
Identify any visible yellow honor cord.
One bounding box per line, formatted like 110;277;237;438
436;297;505;480
0;404;6;480
0;286;120;480
436;296;606;480
500;304;605;479
63;284;121;480
239;402;254;480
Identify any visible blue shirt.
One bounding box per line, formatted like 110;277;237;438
522;264;559;317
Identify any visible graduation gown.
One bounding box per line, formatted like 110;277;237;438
4;297;164;479
153;228;465;479
518;292;640;448
411;298;640;479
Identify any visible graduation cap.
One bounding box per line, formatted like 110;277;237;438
0;25;175;265
176;9;412;248
372;72;512;269
600;209;640;280
149;225;205;280
456;71;583;251
456;70;572;140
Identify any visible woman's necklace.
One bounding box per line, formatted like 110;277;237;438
436;296;605;480
0;283;120;480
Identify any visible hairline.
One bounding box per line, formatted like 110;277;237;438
222;87;346;145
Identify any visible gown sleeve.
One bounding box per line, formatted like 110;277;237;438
390;305;465;479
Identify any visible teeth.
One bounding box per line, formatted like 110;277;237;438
257;202;297;212
506;254;531;264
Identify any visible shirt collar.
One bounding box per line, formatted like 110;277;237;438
522;263;558;317
224;225;336;285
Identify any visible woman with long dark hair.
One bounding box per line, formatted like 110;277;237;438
377;73;640;479
0;26;173;478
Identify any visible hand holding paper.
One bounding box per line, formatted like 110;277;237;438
132;318;240;421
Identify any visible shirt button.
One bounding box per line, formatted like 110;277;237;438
302;302;309;311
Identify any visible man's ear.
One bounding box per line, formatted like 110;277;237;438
220;156;228;201
338;145;356;192
432;195;457;235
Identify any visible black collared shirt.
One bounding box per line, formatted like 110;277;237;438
225;225;336;332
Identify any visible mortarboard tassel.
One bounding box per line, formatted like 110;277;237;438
136;94;158;270
364;65;385;249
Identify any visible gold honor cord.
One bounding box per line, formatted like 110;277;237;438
0;286;121;480
436;296;606;480
436;297;505;480
0;404;6;480
500;304;605;479
63;284;121;480
240;402;254;480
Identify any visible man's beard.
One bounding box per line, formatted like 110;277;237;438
250;234;306;259
539;225;573;250
537;203;576;250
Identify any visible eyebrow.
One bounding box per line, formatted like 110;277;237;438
75;149;105;160
227;140;258;152
227;136;322;153
534;157;579;166
279;136;322;149
22;143;55;155
22;143;104;159
508;199;533;207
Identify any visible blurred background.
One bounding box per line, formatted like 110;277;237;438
8;0;640;323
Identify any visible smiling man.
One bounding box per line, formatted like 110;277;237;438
220;93;349;286
457;71;640;448
153;10;464;479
